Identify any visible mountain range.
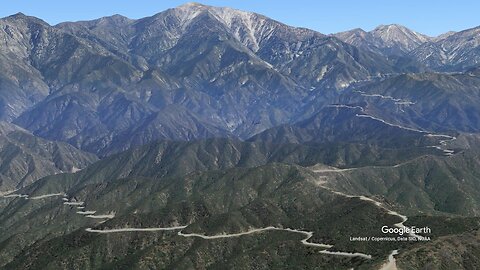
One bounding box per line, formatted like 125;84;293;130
1;2;480;270
334;24;480;71
0;2;478;158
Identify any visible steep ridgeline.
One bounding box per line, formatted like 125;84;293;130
0;15;51;122
0;122;97;192
0;3;406;155
58;3;396;90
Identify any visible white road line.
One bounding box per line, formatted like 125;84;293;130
86;226;187;233
355;114;427;133
2;192;66;200
85;213;115;219
312;159;413;173
425;134;457;156
30;193;66;200
4;190;372;260
319;186;422;239
88;225;370;259
77;211;97;215
312;169;428;267
2;194;29;199
379;250;399;270
353;91;415;106
327;104;458;156
177;226;332;249
320;250;372;260
326;104;364;111
177;226;280;240
64;201;84;206
312;168;357;173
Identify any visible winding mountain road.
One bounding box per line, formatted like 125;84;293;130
328;104;458;156
1;192;66;200
0;170;424;265
2;153;437;266
88;224;372;259
86;226;188;233
30;193;66;200
313;165;425;269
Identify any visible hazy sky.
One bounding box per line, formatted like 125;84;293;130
1;0;478;36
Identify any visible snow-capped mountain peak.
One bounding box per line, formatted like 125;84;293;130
371;24;430;51
171;3;272;51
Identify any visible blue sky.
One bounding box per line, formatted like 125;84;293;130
1;0;478;36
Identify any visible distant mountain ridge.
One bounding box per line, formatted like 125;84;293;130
0;3;478;157
334;24;430;56
334;23;480;72
0;4;402;155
